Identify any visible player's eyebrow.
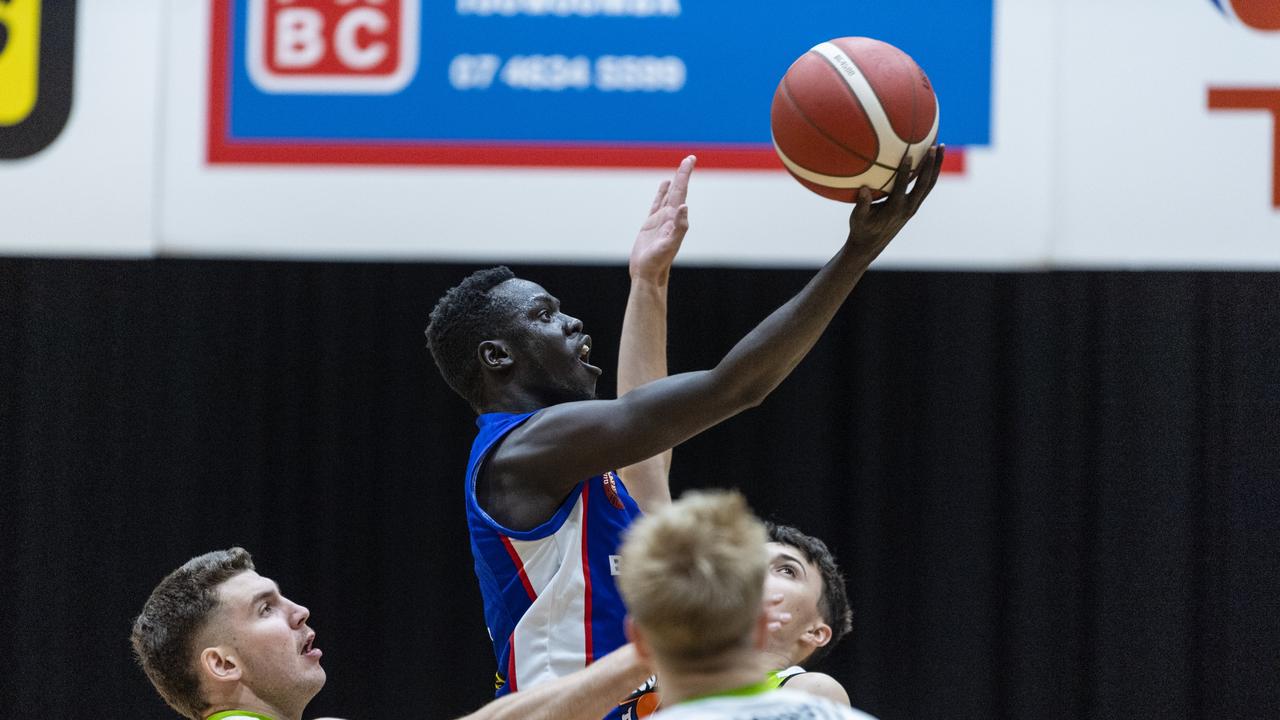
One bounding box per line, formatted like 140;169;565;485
530;294;560;310
250;583;281;607
774;552;809;578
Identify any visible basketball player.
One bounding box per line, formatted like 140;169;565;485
610;166;862;714
424;145;943;714
618;490;874;720
760;523;855;704
130;547;655;720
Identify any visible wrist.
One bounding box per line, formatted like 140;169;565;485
840;234;887;265
628;271;671;289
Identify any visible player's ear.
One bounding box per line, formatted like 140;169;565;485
199;645;242;684
803;621;833;650
478;340;514;371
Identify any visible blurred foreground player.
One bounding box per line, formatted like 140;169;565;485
424;147;943;714
130;548;651;720
617;490;874;720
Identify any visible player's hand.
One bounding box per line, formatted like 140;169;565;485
764;593;794;634
630;155;695;286
846;144;944;257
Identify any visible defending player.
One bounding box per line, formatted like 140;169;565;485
424;146;943;712
130;548;795;720
130;547;654;720
761;523;855;704
618;490;874;720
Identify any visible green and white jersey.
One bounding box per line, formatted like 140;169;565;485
206;711;277;720
764;665;807;689
654;684;875;720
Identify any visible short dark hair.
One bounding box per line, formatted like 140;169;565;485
131;548;256;720
765;523;852;666
425;266;517;409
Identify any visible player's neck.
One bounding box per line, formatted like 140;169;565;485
654;649;770;707
205;688;302;720
481;384;554;414
760;645;800;672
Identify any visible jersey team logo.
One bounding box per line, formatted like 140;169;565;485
602;471;625;510
0;0;74;159
246;0;419;93
1209;0;1280;30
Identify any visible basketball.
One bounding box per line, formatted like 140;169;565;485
771;37;940;203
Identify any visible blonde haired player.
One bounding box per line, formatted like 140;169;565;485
617;491;875;720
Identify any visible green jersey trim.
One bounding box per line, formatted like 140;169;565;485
680;678;776;706
206;711;277;720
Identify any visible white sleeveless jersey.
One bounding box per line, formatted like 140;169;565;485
653;688;878;720
466;411;643;720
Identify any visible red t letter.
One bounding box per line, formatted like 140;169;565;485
1208;87;1280;209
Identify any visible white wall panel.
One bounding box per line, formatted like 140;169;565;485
0;0;162;257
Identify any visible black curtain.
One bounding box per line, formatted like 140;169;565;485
1;259;1277;719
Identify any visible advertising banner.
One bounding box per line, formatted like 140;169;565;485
207;0;991;170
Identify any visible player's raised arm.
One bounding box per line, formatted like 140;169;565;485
494;146;944;491
615;155;694;512
454;644;650;720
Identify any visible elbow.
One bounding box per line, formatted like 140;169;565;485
701;367;773;416
725;379;771;413
739;388;768;411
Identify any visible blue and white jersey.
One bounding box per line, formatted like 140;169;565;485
466;411;643;718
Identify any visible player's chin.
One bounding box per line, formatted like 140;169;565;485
569;378;598;402
304;663;328;686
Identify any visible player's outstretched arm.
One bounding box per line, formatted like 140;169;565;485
616;156;694;513
454;644;650;720
495;147;944;491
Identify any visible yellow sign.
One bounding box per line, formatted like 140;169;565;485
0;0;42;126
0;0;73;159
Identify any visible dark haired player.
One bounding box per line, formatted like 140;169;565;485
425;147;943;716
131;547;658;720
761;523;856;704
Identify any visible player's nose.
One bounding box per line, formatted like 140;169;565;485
563;315;583;335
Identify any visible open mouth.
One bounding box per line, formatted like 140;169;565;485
301;632;321;659
577;336;602;376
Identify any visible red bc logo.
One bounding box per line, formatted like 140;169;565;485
247;0;418;93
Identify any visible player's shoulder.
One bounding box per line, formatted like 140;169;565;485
782;670;851;706
771;688;875;719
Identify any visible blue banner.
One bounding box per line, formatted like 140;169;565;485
211;0;992;165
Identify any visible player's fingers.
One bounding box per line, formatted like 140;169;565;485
888;153;912;213
852;187;872;228
667;155;696;206
916;144;946;213
650;180;671;215
927;144;946;193
906;145;941;216
676;204;689;230
766;610;793;631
